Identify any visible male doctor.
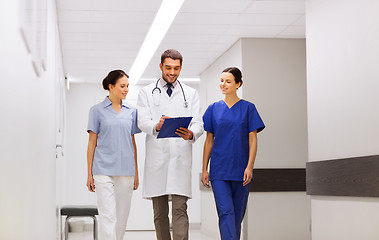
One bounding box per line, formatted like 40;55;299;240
137;49;203;240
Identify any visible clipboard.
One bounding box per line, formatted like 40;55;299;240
157;117;193;139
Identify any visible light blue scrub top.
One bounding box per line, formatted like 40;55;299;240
203;100;265;181
87;97;141;176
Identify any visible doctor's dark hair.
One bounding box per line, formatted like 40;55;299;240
222;67;243;88
161;49;183;66
102;70;129;90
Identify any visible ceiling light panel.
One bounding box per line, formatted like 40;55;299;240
128;0;185;83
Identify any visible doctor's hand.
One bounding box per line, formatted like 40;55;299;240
201;171;210;188
156;116;170;131
243;168;253;186
175;127;193;141
86;175;95;192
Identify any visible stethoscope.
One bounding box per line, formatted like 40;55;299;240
152;78;188;108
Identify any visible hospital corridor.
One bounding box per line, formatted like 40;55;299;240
1;0;379;240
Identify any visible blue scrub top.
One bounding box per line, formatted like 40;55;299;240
203;100;265;181
87;97;141;176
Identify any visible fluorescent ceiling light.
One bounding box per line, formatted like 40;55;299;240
128;0;185;84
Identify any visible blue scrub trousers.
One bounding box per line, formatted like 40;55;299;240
211;180;250;240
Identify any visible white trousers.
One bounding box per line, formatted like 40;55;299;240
93;175;134;240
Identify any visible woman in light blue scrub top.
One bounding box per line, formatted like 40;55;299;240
202;67;265;240
86;70;141;240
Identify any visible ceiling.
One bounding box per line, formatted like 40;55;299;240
57;0;305;83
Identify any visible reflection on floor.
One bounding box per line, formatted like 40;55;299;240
66;229;215;240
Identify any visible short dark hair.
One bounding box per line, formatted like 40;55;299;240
102;70;129;90
161;49;183;65
222;67;243;87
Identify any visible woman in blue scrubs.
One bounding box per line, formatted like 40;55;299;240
202;67;265;240
86;70;141;240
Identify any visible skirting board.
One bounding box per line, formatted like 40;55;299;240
250;168;306;192
199;168;306;192
306;155;379;197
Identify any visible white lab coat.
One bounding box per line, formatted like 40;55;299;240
137;79;204;199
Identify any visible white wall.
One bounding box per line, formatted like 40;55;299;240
0;1;65;239
248;192;310;240
64;81;203;229
64;83;105;206
306;0;379;161
200;40;242;109
241;38;308;169
242;38;309;240
306;0;379;239
200;38;309;240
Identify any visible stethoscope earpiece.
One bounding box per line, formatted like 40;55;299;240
152;78;188;108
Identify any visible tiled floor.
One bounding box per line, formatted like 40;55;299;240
66;229;216;240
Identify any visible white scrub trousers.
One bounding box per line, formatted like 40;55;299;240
93;175;134;240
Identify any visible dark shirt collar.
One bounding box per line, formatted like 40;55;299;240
159;78;177;88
